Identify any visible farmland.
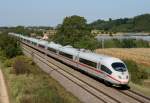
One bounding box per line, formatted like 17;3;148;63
96;48;150;67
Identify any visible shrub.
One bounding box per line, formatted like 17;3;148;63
124;60;148;84
4;59;13;67
97;39;150;48
135;39;149;47
13;56;30;75
74;37;100;50
0;33;22;58
4;44;22;58
104;39;118;48
0;51;7;62
121;39;136;48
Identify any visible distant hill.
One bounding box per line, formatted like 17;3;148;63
89;14;150;32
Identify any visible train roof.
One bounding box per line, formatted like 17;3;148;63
38;39;48;45
19;34;47;45
59;45;79;55
28;37;39;43
47;42;62;50
79;51;122;64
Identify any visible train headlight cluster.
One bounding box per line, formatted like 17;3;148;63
118;76;122;79
126;75;128;79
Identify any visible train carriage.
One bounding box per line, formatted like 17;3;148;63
58;45;79;67
47;42;62;59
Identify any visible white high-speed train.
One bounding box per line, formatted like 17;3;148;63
9;33;129;86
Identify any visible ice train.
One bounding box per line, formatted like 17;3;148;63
9;33;129;86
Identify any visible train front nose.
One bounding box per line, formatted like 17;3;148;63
118;73;129;85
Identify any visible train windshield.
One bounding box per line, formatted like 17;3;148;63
112;62;126;72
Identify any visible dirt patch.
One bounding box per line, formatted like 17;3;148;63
0;69;9;103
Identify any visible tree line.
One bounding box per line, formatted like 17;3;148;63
98;39;150;48
89;14;150;32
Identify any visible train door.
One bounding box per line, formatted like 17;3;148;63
98;62;104;79
45;43;48;56
97;62;102;78
100;65;107;80
75;53;79;68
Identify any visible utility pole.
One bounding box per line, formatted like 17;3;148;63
102;38;104;49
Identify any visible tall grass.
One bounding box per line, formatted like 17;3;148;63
124;60;149;84
2;56;81;103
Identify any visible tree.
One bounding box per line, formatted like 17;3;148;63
53;15;97;49
89;14;150;32
109;18;112;22
0;33;22;58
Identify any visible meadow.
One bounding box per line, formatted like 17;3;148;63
96;48;150;67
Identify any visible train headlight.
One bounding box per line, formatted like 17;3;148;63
118;76;122;79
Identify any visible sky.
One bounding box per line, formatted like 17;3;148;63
0;0;150;27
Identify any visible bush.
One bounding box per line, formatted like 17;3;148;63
4;44;22;58
0;51;7;62
98;39;150;48
4;59;13;67
13;56;30;75
124;60;148;84
121;39;136;48
74;37;100;50
135;39;149;47
0;33;22;58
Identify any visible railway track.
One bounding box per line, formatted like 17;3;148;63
118;89;150;103
21;42;150;103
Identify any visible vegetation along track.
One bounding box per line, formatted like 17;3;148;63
21;42;150;103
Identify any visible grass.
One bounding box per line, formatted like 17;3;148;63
128;65;150;96
124;60;149;84
1;56;81;103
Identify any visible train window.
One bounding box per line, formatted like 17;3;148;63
79;58;97;68
112;62;126;72
39;44;45;48
32;42;37;45
101;65;112;74
26;40;30;43
48;47;56;53
59;51;73;59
